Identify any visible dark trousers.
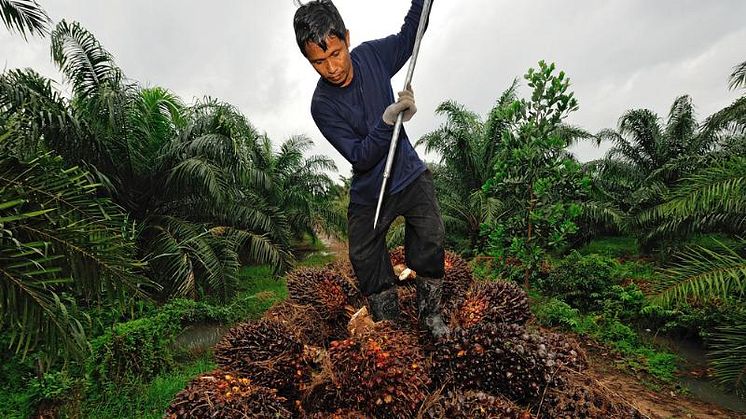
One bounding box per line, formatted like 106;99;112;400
348;170;445;296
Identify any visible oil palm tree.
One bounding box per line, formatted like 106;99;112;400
251;133;345;242
13;20;294;301
640;62;746;395
0;0;50;39
143;97;293;300
416;82;519;252
594;96;715;213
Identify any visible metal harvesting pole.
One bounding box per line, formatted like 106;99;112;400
372;0;433;230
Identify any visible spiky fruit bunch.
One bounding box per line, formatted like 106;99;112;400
287;267;357;319
456;281;531;328
432;322;578;402
304;409;372;419
396;284;420;331
325;260;366;308
165;370;291;418
442;250;474;311
536;371;646;418
318;322;430;418
214;319;310;402
420;390;530;419
264;301;329;346
542;331;588;374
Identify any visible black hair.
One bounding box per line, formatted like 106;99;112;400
293;0;347;57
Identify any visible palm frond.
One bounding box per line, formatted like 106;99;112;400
729;60;746;91
51;20;123;99
708;319;746;396
0;68;79;160
1;152;149;358
637;157;746;239
652;239;746;307
0;0;50;40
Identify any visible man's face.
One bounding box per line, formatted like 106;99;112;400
304;32;353;87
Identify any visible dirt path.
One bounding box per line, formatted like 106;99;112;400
318;233;348;261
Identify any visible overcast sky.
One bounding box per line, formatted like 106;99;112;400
2;0;745;181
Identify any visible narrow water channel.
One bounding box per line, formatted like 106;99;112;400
172;323;230;355
651;334;746;413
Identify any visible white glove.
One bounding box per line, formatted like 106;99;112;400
382;87;417;126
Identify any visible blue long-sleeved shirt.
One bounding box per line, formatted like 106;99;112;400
311;0;432;205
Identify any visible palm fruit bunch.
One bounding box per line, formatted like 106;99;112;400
536;371;646;418
396;284;420;331
441;250;475;312
456;280;531;328
325;260;366;307
314;322;431;418
432;322;561;403
287;266;361;340
214;318;311;404
164;370;291;418
304;409;371;419
287;267;358;319
541;331;588;374
264;300;328;347
420;390;531;419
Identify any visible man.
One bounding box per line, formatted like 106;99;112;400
293;0;448;338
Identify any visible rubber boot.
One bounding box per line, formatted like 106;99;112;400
415;276;450;339
368;286;401;322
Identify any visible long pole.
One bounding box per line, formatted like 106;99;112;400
372;0;433;230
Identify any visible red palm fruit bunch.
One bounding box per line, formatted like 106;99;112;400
311;322;431;418
419;390;532;419
456;281;531;328
214;318;311;405
165;370;291;418
535;371;646;419
264;300;329;347
396;284;420;331
287;267;359;319
432;322;569;403
304;409;372;419
325;260;366;308
441;250;475;312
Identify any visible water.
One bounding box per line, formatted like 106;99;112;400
172;323;229;355
651;334;746;413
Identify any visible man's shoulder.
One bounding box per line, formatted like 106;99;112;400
351;41;377;61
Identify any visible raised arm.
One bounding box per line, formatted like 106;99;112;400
367;0;433;77
312;99;395;173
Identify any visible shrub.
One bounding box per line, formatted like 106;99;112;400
534;299;582;330
87;315;180;390
86;298;236;390
538;252;620;312
601;284;647;325
27;370;83;417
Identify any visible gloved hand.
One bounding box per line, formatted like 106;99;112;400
382;86;417;126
